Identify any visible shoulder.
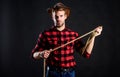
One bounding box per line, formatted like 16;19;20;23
65;27;79;36
40;26;55;36
44;26;55;32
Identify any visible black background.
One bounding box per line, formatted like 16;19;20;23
0;0;119;77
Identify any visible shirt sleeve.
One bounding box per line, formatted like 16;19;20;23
31;32;46;58
74;32;84;52
74;33;91;59
82;51;91;58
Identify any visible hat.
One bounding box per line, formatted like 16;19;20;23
47;2;70;17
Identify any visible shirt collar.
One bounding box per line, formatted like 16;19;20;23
52;26;68;31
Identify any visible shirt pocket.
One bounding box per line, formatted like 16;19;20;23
48;38;58;47
64;38;75;49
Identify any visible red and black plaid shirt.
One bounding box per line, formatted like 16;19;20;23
32;26;90;68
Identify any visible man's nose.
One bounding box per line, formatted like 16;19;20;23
56;16;60;20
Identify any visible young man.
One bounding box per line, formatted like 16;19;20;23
32;2;102;77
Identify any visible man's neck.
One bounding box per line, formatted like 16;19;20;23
56;24;65;31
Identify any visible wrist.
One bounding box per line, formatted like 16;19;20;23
38;51;44;58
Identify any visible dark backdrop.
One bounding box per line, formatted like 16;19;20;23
0;0;119;77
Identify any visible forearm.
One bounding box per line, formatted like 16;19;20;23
81;26;102;56
85;36;96;54
33;49;51;59
33;51;44;59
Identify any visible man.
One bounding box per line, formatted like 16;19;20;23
32;2;102;77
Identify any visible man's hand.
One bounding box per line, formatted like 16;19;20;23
92;26;103;37
33;49;52;59
43;49;52;59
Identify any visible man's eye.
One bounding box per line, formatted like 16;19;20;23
55;16;58;18
60;15;63;17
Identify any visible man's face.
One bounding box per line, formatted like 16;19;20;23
54;10;67;27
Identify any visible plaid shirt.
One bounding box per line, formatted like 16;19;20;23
32;26;90;68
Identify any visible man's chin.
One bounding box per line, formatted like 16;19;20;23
56;25;61;28
56;23;64;27
56;24;61;27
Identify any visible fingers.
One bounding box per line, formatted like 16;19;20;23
44;52;50;58
43;49;51;59
92;26;103;37
97;26;103;31
95;26;102;32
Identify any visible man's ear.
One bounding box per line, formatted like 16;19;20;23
65;14;67;19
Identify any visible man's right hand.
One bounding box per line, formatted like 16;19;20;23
33;49;52;59
42;49;52;59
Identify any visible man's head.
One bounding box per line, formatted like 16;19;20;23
47;2;70;27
